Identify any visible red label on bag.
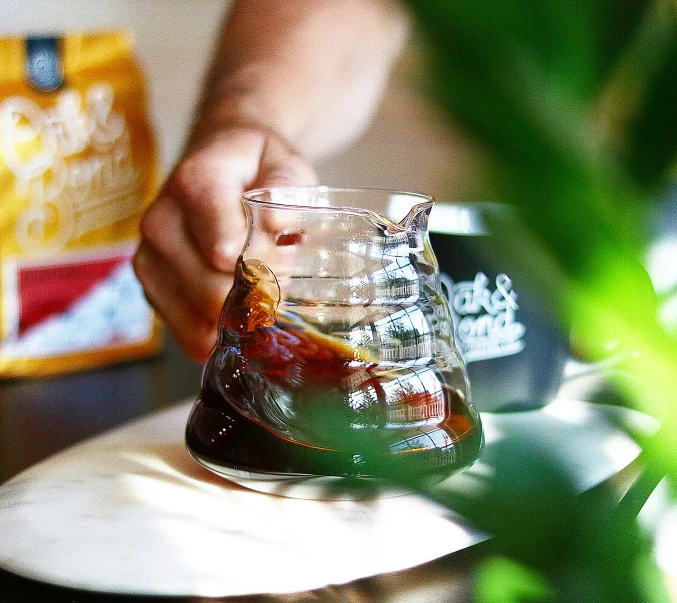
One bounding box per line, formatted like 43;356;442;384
18;255;127;335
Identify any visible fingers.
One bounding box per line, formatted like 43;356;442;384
135;125;318;362
136;162;241;361
133;243;220;362
138;194;233;319
171;127;317;270
167;132;258;272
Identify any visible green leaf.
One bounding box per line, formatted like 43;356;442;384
474;556;554;602
400;1;677;600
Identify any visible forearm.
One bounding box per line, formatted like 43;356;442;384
190;0;410;160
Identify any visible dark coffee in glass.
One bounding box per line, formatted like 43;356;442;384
186;188;483;498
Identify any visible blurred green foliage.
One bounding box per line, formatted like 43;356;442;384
401;0;677;600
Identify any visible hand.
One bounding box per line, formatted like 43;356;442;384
133;125;317;362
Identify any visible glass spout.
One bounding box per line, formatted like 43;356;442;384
390;197;434;235
385;192;434;232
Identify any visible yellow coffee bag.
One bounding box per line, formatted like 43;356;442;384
0;31;162;377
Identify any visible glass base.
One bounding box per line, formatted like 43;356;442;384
189;451;412;500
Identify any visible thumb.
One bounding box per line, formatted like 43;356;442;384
253;134;318;190
250;134;318;235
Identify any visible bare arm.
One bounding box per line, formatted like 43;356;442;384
134;0;409;361
192;0;410;159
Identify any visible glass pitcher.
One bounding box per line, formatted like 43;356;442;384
186;187;483;497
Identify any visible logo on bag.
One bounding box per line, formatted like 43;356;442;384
0;83;141;253
441;271;525;362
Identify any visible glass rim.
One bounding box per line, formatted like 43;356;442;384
242;186;434;215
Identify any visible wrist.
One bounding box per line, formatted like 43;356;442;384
188;65;303;155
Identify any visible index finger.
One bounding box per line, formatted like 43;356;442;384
166;131;266;272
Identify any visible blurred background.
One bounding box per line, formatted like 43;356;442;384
0;0;472;200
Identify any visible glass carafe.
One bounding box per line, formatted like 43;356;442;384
186;187;483;497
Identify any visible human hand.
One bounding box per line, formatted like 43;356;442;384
133;125;317;362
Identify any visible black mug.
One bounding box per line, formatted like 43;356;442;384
421;201;570;412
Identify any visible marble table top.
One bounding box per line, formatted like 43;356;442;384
0;397;657;598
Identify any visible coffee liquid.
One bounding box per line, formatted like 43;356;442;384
186;258;483;481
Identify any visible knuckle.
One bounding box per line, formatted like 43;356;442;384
139;197;173;244
169;157;222;216
169;158;199;198
169;145;234;199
